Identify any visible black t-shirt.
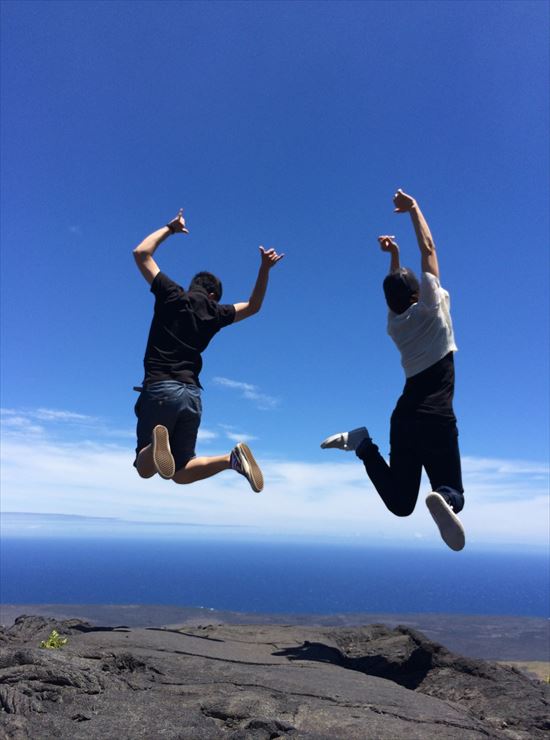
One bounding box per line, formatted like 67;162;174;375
393;351;456;421
142;272;236;387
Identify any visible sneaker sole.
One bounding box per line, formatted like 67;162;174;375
237;443;264;493
152;426;175;479
426;492;465;551
320;433;348;450
321;428;369;451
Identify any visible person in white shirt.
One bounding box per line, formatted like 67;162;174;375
321;190;465;551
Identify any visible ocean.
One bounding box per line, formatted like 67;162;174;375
1;538;548;617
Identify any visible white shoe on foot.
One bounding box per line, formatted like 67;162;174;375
320;427;370;451
152;425;175;479
425;492;465;551
230;442;264;493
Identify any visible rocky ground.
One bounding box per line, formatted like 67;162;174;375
2;605;547;662
1;615;548;739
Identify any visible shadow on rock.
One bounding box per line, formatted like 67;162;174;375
273;633;432;690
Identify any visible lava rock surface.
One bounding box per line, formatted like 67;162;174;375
1;615;548;739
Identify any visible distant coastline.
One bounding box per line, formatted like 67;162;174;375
1;603;548;662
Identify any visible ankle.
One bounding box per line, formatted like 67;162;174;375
355;436;375;459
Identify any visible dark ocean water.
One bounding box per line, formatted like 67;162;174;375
1;538;548;617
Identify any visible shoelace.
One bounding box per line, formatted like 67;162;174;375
230;449;243;474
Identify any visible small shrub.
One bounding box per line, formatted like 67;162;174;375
39;630;68;649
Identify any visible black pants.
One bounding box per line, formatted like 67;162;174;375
356;414;464;516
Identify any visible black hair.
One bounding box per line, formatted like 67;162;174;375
189;271;223;301
383;268;420;314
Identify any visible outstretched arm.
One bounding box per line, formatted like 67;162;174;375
233;246;285;323
378;235;400;272
393;189;440;278
133;209;189;284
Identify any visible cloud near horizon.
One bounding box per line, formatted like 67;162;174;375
212;377;280;410
1;410;548;547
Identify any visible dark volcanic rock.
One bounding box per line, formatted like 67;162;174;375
0;617;547;740
326;624;550;738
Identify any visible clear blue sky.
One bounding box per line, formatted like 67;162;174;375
1;1;548;547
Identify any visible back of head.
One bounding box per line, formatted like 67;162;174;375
189;271;223;302
383;268;419;314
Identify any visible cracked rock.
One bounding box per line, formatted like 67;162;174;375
0;616;547;740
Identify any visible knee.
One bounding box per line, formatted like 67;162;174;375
136;468;155;479
172;471;191;485
388;503;416;517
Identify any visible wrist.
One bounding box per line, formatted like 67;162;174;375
166;222;176;234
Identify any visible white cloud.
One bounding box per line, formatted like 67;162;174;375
212;376;280;410
34;408;96;422
198;427;218;441
1;416;548;547
218;424;257;443
0;415;44;435
224;432;257;443
460;455;550;501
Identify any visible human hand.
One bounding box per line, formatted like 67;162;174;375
378;235;398;252
259;245;285;269
167;208;189;234
393;189;416;213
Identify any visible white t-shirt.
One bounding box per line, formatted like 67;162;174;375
387;272;457;378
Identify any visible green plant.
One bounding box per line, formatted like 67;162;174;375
39;629;68;649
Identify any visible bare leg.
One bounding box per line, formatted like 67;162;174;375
135;444;156;479
172;454;231;484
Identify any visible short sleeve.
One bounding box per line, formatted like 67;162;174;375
419;272;442;309
150;272;185;301
216;303;236;329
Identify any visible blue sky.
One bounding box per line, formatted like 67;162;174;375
1;0;548;548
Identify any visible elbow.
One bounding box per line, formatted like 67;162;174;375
133;247;146;262
248;302;261;317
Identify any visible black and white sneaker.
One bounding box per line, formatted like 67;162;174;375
320;427;370;451
230;443;264;493
152;425;175;479
425;491;465;551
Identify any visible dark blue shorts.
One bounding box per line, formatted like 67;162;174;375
134;381;202;472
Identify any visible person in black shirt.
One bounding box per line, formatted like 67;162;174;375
321;190;465;551
132;209;284;492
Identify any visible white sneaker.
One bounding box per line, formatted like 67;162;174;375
320;427;370;451
425;492;465;551
230;443;264;493
152;425;175;479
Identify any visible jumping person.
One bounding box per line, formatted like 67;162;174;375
321;190;465;550
132;209;284;492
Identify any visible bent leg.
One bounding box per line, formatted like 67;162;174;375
133;383;180;478
356;417;422;516
135;444;156;478
172;454;231;484
422;420;464;513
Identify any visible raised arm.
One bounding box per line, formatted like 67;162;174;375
133;209;189;285
233;246;284;323
378;235;401;273
393;189;440;279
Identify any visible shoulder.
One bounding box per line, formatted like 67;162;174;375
419;271;448;309
188;290;235;326
151;271;186;298
421;271;441;289
217;302;236;327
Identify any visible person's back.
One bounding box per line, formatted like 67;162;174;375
132;208;283;491
143;272;235;387
321;190;466;552
388;271;457;379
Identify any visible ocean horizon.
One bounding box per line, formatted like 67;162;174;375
2;537;548;618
